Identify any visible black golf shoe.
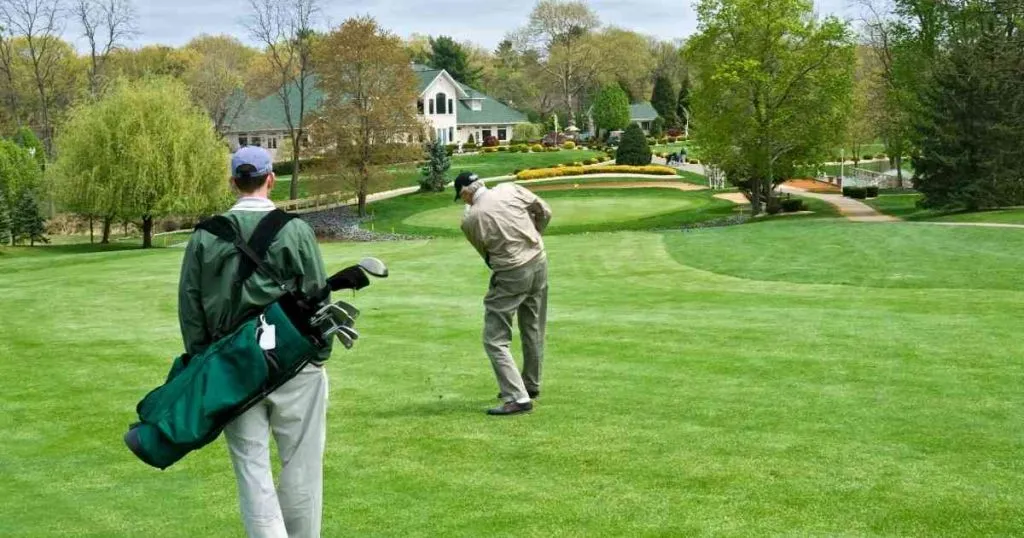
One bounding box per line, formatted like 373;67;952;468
487;400;533;416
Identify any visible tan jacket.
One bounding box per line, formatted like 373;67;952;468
461;183;552;272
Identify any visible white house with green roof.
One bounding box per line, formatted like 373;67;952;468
584;101;661;136
224;65;528;161
412;64;528;146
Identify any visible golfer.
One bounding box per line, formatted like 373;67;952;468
178;146;331;537
455;172;552;416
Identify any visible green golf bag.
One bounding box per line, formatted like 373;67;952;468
124;210;332;470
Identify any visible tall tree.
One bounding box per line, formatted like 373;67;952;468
686;0;855;215
311;16;421;216
74;0;136;96
650;75;677;126
11;186;45;244
616;122;652;165
592;27;656;102
591;83;629;138
428;35;481;86
518;0;601;118
0;189;9;245
0;0;66;155
246;0;318;201
51;78;228;248
182;35;258;135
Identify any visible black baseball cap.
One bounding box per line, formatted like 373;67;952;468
453;171;480;201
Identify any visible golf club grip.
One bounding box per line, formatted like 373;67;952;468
327;265;370;291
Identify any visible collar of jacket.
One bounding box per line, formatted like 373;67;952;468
472;185;488;204
230;197;276;212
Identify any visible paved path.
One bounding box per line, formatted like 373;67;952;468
780;185;900;222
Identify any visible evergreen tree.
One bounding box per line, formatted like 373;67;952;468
0;190;10;246
429;35;482;86
12;189;47;246
420;140;451;192
616;123;652;166
651;117;666;137
651;76;677;126
592;84;630;138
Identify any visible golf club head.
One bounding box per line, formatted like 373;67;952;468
329;326;355;349
358;257;389;278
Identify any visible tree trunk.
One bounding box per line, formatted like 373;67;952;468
101;216;113;244
89;216;94;244
290;137;300;200
142;215;153;249
750;178;762;216
895;155;904;188
123;220;128;237
358;165;369;217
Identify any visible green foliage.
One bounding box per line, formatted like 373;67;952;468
0;139;43;214
686;0;855;214
677;74;691;129
651;76;677;126
273;157;320;177
616;123;652;166
428;35;482;86
592;84;630;134
467;133;475;145
0;190;9;245
11;189;47;245
513;123;541;142
420;140;451;192
910;4;1024;211
781;198;805;212
651;116;666;137
12;127;45;170
51;77;229;248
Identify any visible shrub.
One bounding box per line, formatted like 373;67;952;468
876;153;886;160
530;144;544;152
781;198;805;212
667;128;682;137
617;123;653;166
562;140;576;150
862;154;873;161
467;134;476;145
483;136;499;147
546;147;560;152
498;146;509;152
766;197;783;215
866;186;879;198
482;147;499;153
516;164;676;180
658;137;669;145
583;158;596;165
572;161;583;167
651;116;666;137
273;157;320;177
843;187;868;199
419;139;450;193
462;142;477;150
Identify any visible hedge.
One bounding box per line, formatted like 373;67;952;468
273;157;321;177
517;165;677;181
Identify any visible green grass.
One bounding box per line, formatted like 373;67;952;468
866;194;1024;225
3;219;1024;536
365;187;737;237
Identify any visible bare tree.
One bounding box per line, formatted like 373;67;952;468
246;0;318;201
0;0;65;154
74;0;137;95
0;24;19;123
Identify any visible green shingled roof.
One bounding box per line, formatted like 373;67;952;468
455;82;528;125
226;68;527;133
629;102;659;121
226;79;324;133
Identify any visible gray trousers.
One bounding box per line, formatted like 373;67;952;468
484;257;548;403
223;364;328;538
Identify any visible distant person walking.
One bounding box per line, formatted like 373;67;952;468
455;172;552;416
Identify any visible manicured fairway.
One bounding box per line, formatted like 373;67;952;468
1;219;1023;536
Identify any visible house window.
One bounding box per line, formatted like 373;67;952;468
448;99;453;115
417;99;424;114
251;136;262;147
436;93;447;115
429;100;434;114
238;135;248;147
268;137;278;149
498;128;507;141
482;129;492;140
448;127;454;143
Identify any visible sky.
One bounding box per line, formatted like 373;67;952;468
101;0;858;52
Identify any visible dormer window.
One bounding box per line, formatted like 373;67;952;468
448;99;454;115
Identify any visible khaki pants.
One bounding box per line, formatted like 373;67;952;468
484;257;548;402
223;364;328;538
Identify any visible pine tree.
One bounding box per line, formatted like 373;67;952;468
616;123;652;166
12;189;47;246
420;140;450;193
651;76;677;126
0;190;10;246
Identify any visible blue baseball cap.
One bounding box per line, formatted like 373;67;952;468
231;146;273;179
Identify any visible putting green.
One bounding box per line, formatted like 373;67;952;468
403;193;697;230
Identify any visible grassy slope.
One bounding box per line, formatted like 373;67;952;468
364;187;738;237
2;221;1024;536
867;194;1024;224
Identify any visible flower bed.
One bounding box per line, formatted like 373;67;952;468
516;165;678;181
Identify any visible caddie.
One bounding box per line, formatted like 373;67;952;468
178;145;332;538
455;171;553;416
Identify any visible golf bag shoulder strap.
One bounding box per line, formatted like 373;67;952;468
239;209;299;282
193;210;297;290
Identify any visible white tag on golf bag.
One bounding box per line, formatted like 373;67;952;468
258;315;276;351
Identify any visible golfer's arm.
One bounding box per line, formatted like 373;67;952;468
529;196;552;234
177;237;208;356
462;220;491;267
